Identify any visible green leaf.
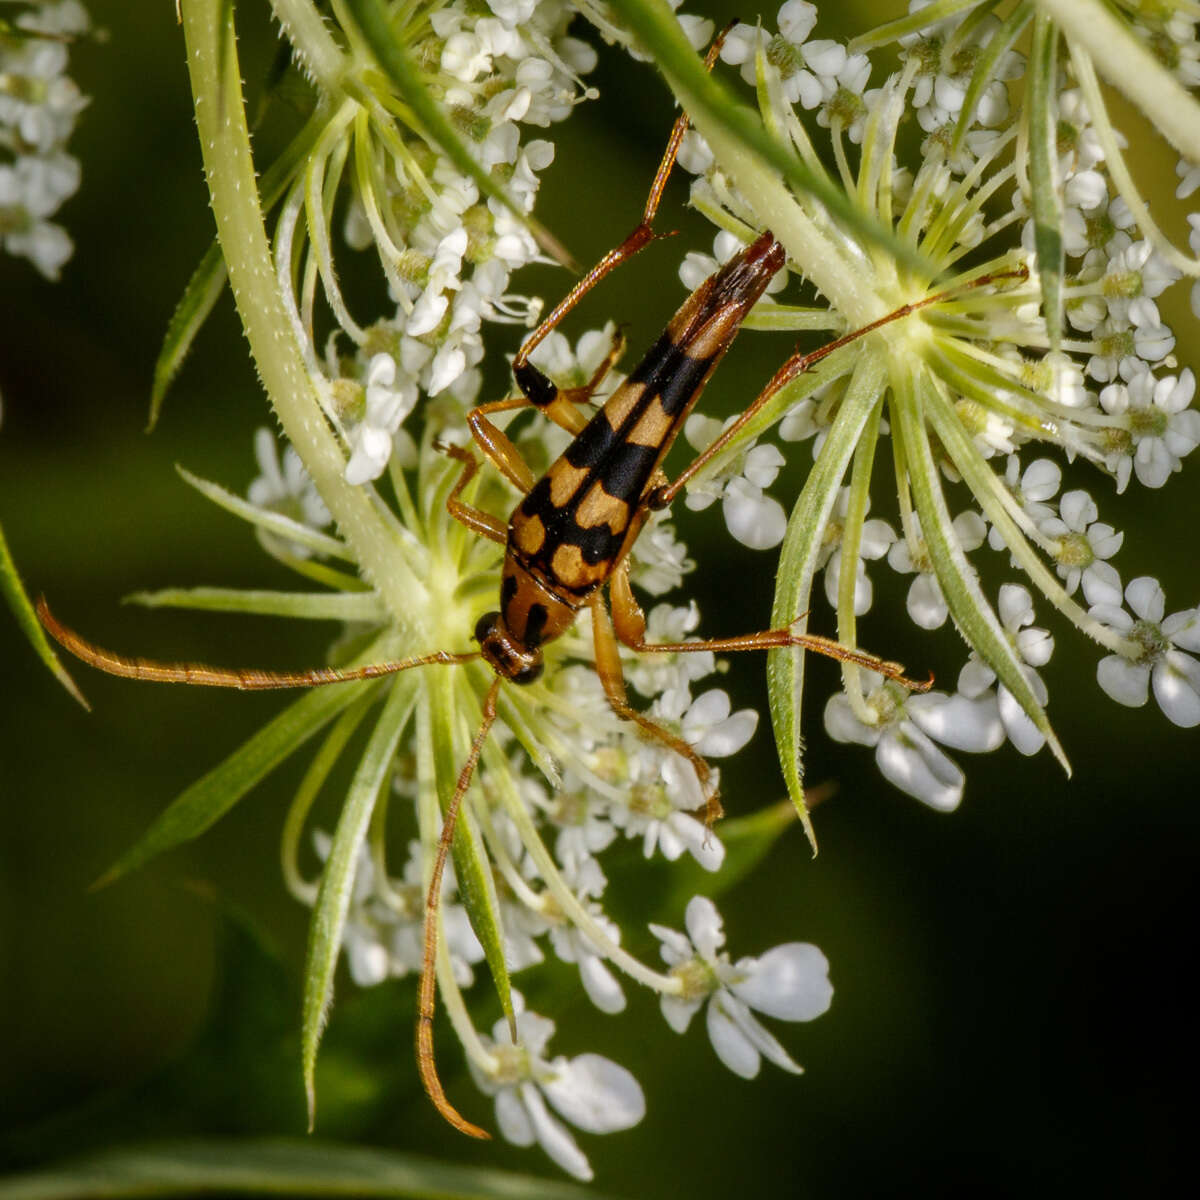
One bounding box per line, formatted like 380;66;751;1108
94;679;378;889
0;1138;610;1199
605;0;928;276
127;586;384;623
1028;14;1064;352
302;676;419;1127
282;694;378;905
768;352;888;852
147;24;333;428
340;0;568;267
148;243;227;431
915;369;1068;771
0;517;87;707
176;466;354;561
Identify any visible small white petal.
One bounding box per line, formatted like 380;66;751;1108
906;573;949;630
495;1086;536;1147
347;937;389;986
876;726;964;812
723;479;787;549
705;996;762;1079
1097;655;1150;707
824;692;880;746
907;691;1005;753
997;685;1046;755
1125;576;1165;622
731;943;833;1021
1082;561;1124;608
579;956;626;1014
661;993;702;1033
1152;652;1200;727
543;1054;646;1134
651;923;693;964
665;811;725;871
684;895;725;959
1165;610;1200;652
521;1084;593;1181
1060;490;1097;530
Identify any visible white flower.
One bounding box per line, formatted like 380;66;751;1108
1102;368;1200;489
624;602;715;699
988;456;1061;551
472;1002;644;1181
825;676;1004;811
1038;490;1123;596
1090;577;1200;728
888;512;987;629
547;907;626;1014
651;895;832;1078
681;412;788;548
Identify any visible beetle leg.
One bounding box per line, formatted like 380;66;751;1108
588;591;722;824
607;561;931;690
512;28;732;370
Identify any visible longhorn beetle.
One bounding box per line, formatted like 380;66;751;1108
38;33;1025;1139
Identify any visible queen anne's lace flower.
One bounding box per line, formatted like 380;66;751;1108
1089;578;1200;728
826;677;1003;812
470;1002;644;1181
651;896;832;1078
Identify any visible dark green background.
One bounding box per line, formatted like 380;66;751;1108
2;2;1196;1194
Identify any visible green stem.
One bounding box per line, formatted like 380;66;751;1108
270;0;348;92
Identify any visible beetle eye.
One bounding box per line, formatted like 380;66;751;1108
512;660;544;685
474;611;500;643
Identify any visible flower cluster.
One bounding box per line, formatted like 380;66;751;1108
662;0;1200;812
270;0;605;486
123;0;1200;1181
0;0;89;278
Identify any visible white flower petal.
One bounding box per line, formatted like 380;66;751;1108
876;725;964;812
731;943;833;1021
1152;652;1200;727
705;995;761;1079
543;1054;645;1134
494;1086;536;1147
520;1084;593;1181
906;573;949;629
1125;576;1165;622
579;955;626;1014
824;692;881;747
997;685;1046;755
661;993;702;1034
684;895;725;959
907;691;1004;753
1096;655;1150;707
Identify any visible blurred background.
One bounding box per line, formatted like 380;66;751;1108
2;1;1197;1194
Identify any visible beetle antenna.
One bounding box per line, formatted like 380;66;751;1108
36;597;479;687
416;675;502;1140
